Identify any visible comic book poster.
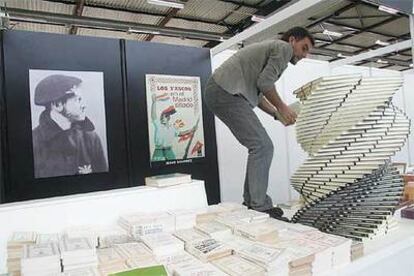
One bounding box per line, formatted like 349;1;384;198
146;74;205;166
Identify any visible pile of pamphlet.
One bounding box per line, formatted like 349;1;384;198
60;237;98;272
21;243;61;275
118;212;175;239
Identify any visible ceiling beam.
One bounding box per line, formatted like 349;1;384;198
5;7;231;42
211;0;330;55
145;7;180;41
330;39;412;68
69;0;85;35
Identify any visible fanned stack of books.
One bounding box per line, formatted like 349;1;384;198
173;228;209;244
118;212;175;239
97;247;128;275
233;220;278;243
194;221;232;240
145;173;192;187
168;209;198;230
140;232;185;257
212;254;265;276
21;243;61;276
97;225;132;249
186;238;232;262
7;231;37;276
60;237;98;272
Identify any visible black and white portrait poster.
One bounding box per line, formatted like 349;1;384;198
29;69;109;178
146;74;205;166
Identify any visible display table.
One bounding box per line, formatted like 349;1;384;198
0;180;208;273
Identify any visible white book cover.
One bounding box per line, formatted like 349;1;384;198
173;228;208;244
187;238;232;261
8;231;37;244
62;267;100;276
146;74;205;166
145;173;192;187
141;232;184;254
212;255;265;276
23;243;59;259
114;242;152;259
174;263;228;276
195;221;232;239
97;247;126;264
237;243;284;265
36;234;60;245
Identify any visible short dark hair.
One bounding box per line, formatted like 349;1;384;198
281;26;314;46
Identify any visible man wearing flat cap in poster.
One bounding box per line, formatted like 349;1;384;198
32;74;108;178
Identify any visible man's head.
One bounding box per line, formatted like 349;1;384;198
281;26;314;64
35;74;86;122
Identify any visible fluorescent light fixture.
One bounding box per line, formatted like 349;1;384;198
377;59;389;64
251;15;265;23
219;37;225;42
375;39;390;46
322;29;343;37
147;0;185;9
410;63;413;68
128;28;160;35
337;53;350;58
378;5;399;14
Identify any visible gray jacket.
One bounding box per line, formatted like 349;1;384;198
213;39;293;107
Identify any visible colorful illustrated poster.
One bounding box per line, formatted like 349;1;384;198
146;74;205;166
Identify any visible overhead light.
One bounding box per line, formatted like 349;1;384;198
410;63;413;68
322;29;343;37
147;0;185;9
337;53;350;58
375;39;390;46
128;28;160;35
219;37;225;42
378;5;399;14
377;59;389;64
251;15;265;23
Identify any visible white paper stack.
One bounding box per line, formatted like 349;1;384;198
114;242;156;268
186;238;232;262
305;231;352;268
236;243;284;274
168;209;197;230
60;237;98;272
62;267;100;276
173;228;209;244
195;221;233;240
234;220;278;243
174;263;228;276
7;231;37;275
96;225;132;248
140;232;185;257
36;233;60;245
97;247;128;275
212;254;265;276
195;205;229;224
118;212;175;239
64;225;99;248
218;202;248;212
21;242;61;276
145;173;192;187
351;241;364;261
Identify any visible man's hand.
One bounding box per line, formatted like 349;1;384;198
277;103;297;126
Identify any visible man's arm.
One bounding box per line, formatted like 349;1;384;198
263;87;297;126
258;96;277;117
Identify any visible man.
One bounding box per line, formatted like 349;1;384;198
32;74;108;178
204;26;314;218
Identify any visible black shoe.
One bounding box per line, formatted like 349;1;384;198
261;207;290;222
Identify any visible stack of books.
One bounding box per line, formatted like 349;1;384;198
195;205;229;224
60;237;98;272
173;263;228;276
7;231;37;275
62;267;101;276
168;209;197;230
96;225;132;248
236;243;285;275
173;228;208;244
118;212;175;239
215;209;269;230
350;241;364;261
145;173;192;187
233;220;279;243
97;247;128;275
212;255;265;276
36;233;60;244
21;243;61;276
194;221;233;240
140;232;184;257
161;251;203;274
114;242;157;268
64;225;99;248
186;238;232;262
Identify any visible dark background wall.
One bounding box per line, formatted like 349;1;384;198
0;30;220;204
